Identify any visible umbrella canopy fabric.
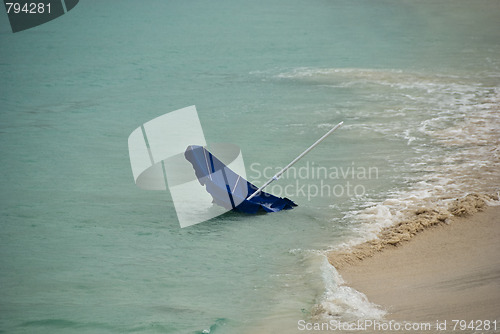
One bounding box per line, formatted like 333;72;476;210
184;145;297;214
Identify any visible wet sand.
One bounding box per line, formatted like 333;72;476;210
335;204;500;326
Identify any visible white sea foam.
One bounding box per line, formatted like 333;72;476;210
313;255;386;322
287;249;386;323
277;67;499;229
278;67;500;323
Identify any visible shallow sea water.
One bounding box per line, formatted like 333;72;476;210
1;1;499;333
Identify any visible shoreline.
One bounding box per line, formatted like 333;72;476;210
329;194;500;327
328;193;497;269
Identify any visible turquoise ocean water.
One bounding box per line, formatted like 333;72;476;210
1;1;499;333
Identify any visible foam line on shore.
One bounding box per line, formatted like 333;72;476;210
328;193;499;269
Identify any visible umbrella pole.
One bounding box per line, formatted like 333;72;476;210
247;121;343;200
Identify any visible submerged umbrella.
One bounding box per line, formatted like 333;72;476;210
185;121;343;214
185;145;296;213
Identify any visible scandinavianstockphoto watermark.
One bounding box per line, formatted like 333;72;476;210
3;0;80;33
249;161;379;200
298;319;433;331
129;107;348;227
297;319;498;332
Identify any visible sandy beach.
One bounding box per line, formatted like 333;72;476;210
331;199;500;331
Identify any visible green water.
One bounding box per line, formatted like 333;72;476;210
1;0;499;333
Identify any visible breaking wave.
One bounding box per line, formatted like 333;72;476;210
275;66;499;242
273;67;500;322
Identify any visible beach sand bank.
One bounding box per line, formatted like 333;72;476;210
331;198;500;328
246;195;499;334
